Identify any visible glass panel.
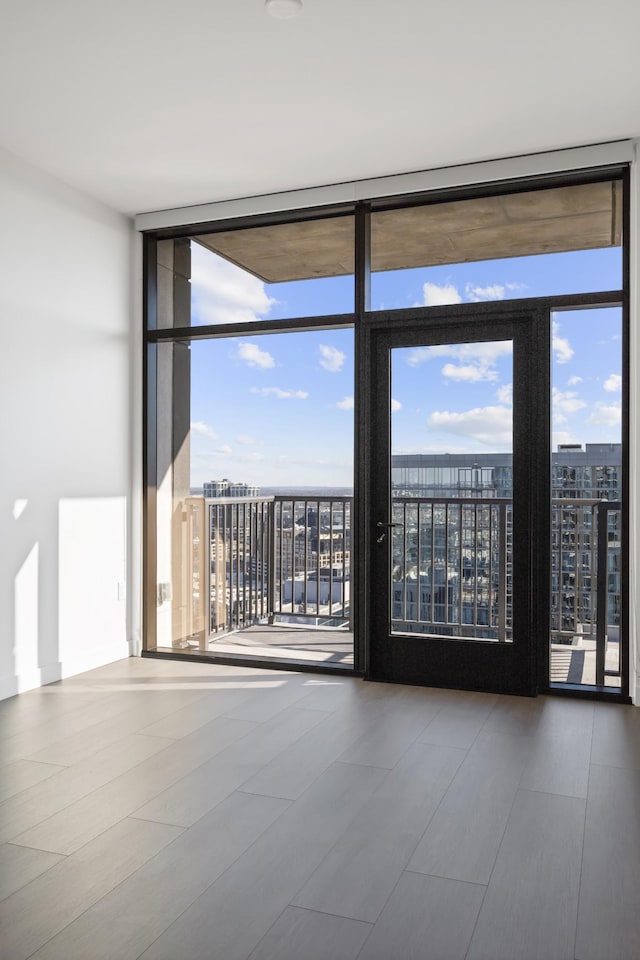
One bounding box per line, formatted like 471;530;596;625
155;215;354;328
371;180;622;310
151;328;354;667
390;340;513;641
550;307;622;688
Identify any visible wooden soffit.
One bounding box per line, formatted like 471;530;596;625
195;180;621;283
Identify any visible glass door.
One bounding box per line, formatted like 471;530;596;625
367;308;548;694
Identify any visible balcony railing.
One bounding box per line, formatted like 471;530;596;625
181;493;620;682
187;496;351;640
551;498;621;683
389;497;513;642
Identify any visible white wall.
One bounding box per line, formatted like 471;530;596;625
0;147;136;700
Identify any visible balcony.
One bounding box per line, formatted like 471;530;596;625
174;494;621;686
179;495;354;666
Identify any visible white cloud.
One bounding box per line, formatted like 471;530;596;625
190;420;219;440
391;398;402;411
496;384;513;405
552;388;587;421
251;387;308;400
236;434;256;445
465;283;505;302
236;342;275;368
428;405;512;446
318;344;346;372
463;281;526;302
408;340;512;384
336;396;354;410
190;242;276;325
587;403;621;427
422;282;462;306
603;373;622;393
567;376;583;386
203;443;233;456
442;362;498;382
407;341;512;368
552;320;574;364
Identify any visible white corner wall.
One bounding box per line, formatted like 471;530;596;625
0;147;136;700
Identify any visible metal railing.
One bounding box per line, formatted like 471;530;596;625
271;497;351;626
390;495;620;676
182;493;620;679
202;495;352;637
390;497;513;641
551;498;621;680
208;496;273;635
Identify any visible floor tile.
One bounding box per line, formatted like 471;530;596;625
139;685;256;738
133;705;328;826
591;702;640;770
0;816;182;960
575;763;640;960
0;693;133;766
0;690;95;742
337;699;441;768
357;872;485;960
247;906;370;960
407;730;531;884
416;693;496;749
23;688;208;765
467;789;585;960
293;741;465;921
29;791;289;960
520;724;592;798
0;843;63;902
9;716;256;853
222;674;309;723
239;699;389;799
0;759;66;803
482;694;546;736
0;732;173;844
137;761;387;960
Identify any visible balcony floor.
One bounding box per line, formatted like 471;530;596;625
208;627;621;689
209;624;354;667
551;638;621;688
1;656;638;960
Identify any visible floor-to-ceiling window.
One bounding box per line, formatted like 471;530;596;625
144;168;629;699
145;213;357;670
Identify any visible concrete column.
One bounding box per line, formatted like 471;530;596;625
154;239;195;649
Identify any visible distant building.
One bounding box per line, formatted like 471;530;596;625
203;478;260;498
391;443;621;500
391;445;622;642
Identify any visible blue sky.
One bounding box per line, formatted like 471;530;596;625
188;241;622;489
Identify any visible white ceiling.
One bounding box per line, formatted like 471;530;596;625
1;0;639;217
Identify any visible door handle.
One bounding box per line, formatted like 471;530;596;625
376;520;402;543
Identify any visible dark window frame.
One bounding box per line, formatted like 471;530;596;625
142;165;630;701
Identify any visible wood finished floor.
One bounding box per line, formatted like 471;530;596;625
0;657;638;960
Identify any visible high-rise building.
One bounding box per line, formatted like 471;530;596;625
203;478;261;498
390;444;622;642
